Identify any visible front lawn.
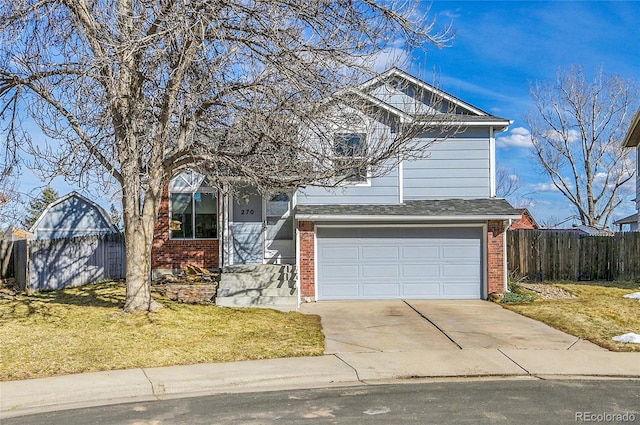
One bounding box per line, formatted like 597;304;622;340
502;281;640;352
0;281;324;381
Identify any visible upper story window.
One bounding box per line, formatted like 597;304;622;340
334;133;368;183
169;171;218;239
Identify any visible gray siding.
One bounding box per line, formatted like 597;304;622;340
297;129;492;205
636;147;640;225
403;135;491;200
13;234;126;292
296;168;399;205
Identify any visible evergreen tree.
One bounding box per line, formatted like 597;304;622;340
22;186;59;229
109;204;123;231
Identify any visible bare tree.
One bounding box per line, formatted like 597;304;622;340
496;167;521;199
527;66;639;228
0;1;454;311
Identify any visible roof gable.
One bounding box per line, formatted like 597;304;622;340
338;68;510;132
30;192;117;236
360;67;491;116
623;109;640;148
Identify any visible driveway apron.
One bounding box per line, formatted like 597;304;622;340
300;300;603;354
300;301;458;354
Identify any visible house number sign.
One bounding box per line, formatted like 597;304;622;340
233;191;262;223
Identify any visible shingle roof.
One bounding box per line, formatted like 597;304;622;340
295;198;520;221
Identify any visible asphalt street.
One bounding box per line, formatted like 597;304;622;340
4;379;639;425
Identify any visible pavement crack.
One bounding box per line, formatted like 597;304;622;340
497;349;530;375
566;338;581;350
334;354;364;383
402;300;462;350
140;368;161;399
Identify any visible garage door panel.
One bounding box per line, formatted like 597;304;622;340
362;283;400;297
401;246;439;259
402;283;441;296
320;264;360;279
362;245;399;260
402;264;440;277
320;246;359;261
443;282;481;297
442;245;480;259
362;264;400;278
317;227;482;300
321;284;359;298
442;264;479;277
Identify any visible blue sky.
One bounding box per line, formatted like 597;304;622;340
403;0;640;227
10;0;640;228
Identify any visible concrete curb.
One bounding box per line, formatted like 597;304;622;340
2;349;639;419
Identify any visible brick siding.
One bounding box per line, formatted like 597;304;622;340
152;185;219;272
298;221;315;300
487;220;507;295
509;212;537;230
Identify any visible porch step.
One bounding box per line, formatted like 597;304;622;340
216;264;297;312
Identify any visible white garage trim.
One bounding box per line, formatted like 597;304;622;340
315;224;487;300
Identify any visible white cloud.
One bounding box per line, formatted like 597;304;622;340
369;47;410;73
530;182;560;193
544;128;581;144
496;127;533;148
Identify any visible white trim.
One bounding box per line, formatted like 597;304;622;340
220;186;228;267
296;214;522;222
482;222;488;299
34;227;116;232
314;223;318;302
315;222;485;229
295;225;301;308
489;126;496;197
398;160;404;204
503;220;510;293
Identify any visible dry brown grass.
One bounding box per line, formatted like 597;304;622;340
503;281;640;352
0;281;324;381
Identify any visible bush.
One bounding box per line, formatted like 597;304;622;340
502;291;536;303
503;272;537;303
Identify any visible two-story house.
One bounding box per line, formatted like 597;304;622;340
617;109;640;231
152;68;521;306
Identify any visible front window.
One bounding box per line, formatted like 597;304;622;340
334;133;368;183
169;171;217;239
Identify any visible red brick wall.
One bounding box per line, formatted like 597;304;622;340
298;221;315;300
152;185;219;272
509;212;537;230
487;220;506;295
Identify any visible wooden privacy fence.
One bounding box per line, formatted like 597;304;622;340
0;240;15;279
507;230;640;281
10;233;126;292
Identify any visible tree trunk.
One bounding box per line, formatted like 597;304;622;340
122;188;162;313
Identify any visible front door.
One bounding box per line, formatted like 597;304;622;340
231;187;263;264
264;193;295;264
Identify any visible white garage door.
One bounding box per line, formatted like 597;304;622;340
316;227;483;300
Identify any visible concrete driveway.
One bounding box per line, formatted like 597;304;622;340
300;300;603;354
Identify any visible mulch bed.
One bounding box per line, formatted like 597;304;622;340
520;283;577;299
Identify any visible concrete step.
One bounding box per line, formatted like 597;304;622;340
216;264;298;312
216;286;297;298
215;295;298;312
221;264;296;275
219;274;295;290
